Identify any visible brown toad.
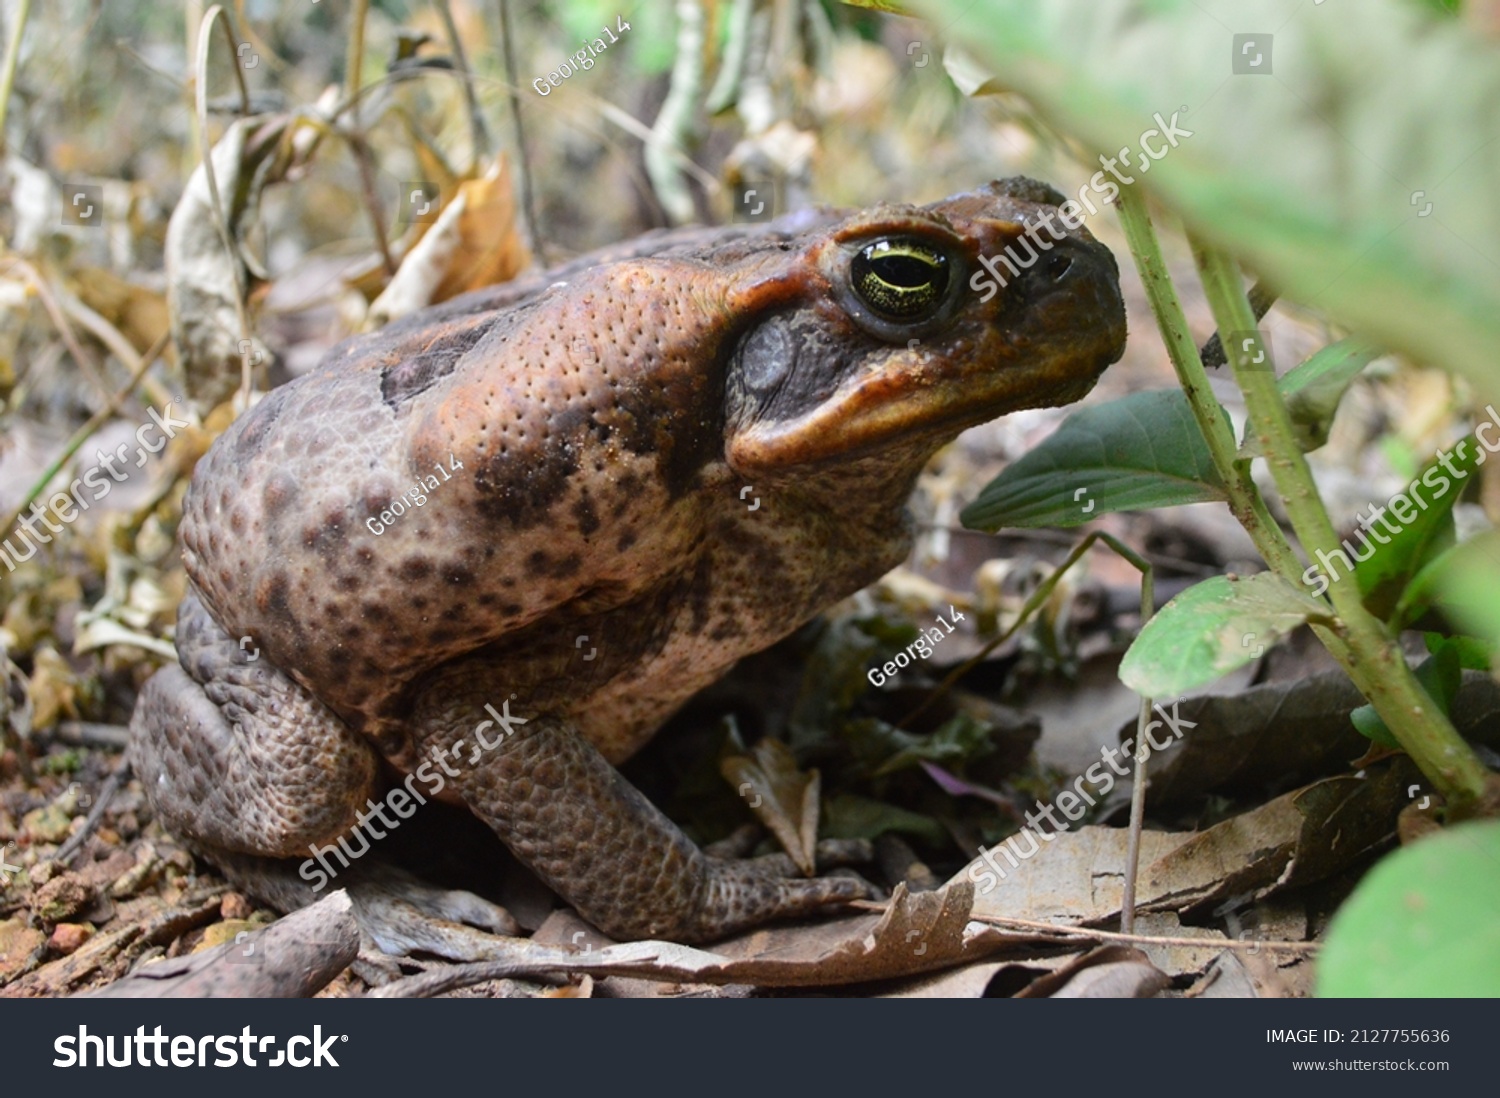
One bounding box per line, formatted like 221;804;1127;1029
129;178;1126;947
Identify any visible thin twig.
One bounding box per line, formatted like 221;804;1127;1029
1120;553;1155;937
5;256;112;400
54;280;176;411
51;721;131;749
897;531;1151;728
913;523;1220;577
972;913;1319;954
344;0;368;124
433;0;489;162
336;0;396;280
52;758;132;867
368;950;667;998
347;130;397;277
1120;695;1152;937
598;101;721;193
495;0;542;263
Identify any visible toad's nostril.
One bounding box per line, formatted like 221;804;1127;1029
1041;251;1074;283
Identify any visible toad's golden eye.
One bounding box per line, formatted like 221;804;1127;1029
850;238;951;323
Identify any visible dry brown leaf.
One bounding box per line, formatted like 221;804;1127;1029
532;911;753;998
960;825;1193;925
27;646;79;731
430;157;529;302
720;738;819;875
366;157;529;328
658;879;982;986
959;757;1412;939
1048;958;1169;998
1127;911;1227;978
454;879;1000;990
877;959;1013;998
1139;761;1414;916
1015;944;1165;998
1188;944;1312;999
165;117;285;409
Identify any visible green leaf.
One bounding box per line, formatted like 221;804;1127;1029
872;712;996;777
1433;530;1500;646
1352;437;1477;624
960;390;1225;531
1120;572;1333;696
1318;821;1500;996
1348;704;1399;750
919;0;1500;404
1241;339;1379;457
821;793;948;844
1350;639;1461;748
1425;631;1492;672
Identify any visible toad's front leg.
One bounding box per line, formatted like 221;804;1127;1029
406;679;870;943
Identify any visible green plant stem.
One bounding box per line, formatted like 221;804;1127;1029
1116;185;1365;685
899;531;1150;727
0;0;30;157
1192;241;1490;814
1113;186;1306;586
345;0;368;123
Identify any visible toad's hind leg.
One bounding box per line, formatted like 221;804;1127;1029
129;590;520;958
128;589;379;858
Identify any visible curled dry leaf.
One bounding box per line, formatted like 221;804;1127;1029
1189;949;1309;999
961;826;1193;926
366;156;530;328
1018;945;1169;999
720;737;820;875
165;116;287;411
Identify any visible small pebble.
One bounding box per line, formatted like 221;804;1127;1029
48;922;94;954
220;892;253;920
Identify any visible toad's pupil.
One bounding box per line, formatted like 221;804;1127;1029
852;239;950;321
872;253;939;288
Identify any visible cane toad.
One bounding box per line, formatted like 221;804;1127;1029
129;178;1126;945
